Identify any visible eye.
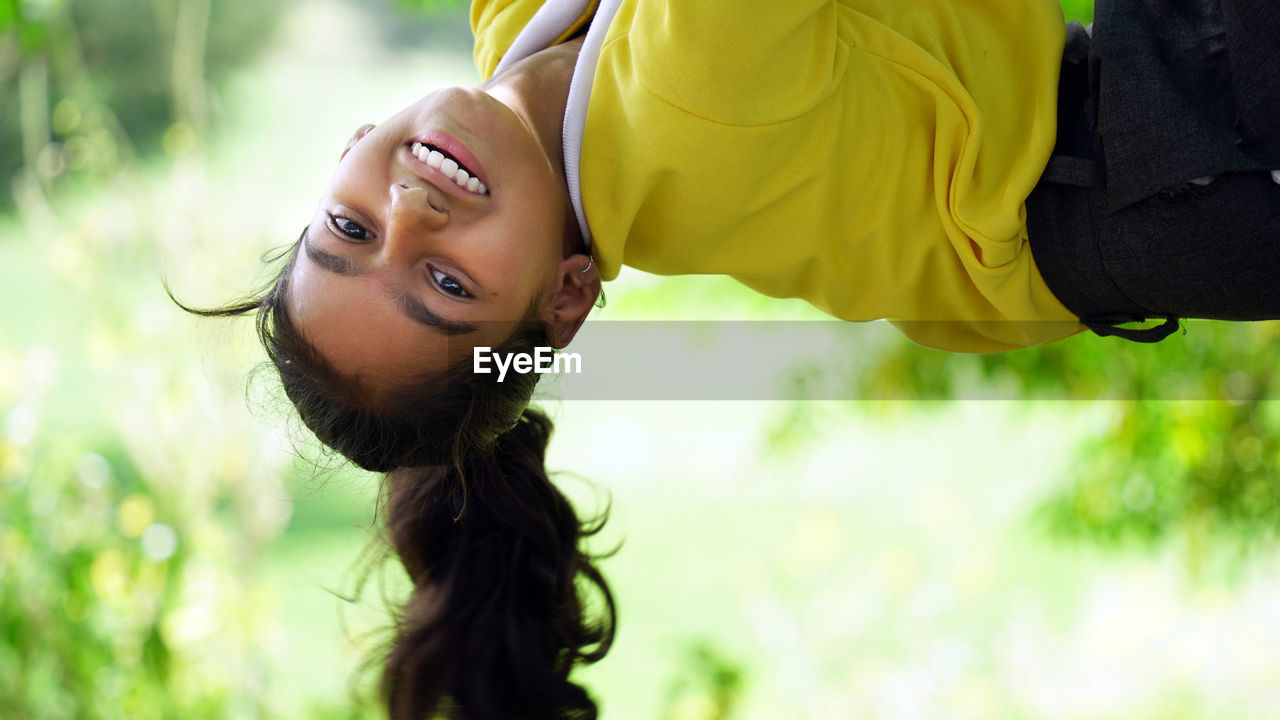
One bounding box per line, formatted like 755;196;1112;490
430;267;471;298
327;212;371;241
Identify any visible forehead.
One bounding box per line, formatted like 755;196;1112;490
290;255;450;376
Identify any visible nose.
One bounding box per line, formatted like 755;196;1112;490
389;182;449;233
379;183;450;266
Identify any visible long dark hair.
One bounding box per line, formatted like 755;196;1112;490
177;235;616;719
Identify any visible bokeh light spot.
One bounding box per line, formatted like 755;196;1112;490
1235;435;1263;473
78;452;112;489
141;522;178;561
89;549;128;600
5;405;38;446
117;494;156;538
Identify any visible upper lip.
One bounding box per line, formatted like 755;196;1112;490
414;130;489;186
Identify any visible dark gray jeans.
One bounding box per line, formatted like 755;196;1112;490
1027;0;1280;342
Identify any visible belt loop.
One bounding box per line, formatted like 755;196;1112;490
1040;155;1104;188
1082;315;1181;342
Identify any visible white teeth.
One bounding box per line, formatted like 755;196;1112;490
412;144;488;194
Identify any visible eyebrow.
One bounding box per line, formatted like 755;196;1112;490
302;229;478;336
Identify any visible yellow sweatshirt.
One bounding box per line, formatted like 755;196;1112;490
473;0;1084;352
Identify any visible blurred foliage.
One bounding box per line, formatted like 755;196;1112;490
0;0;282;212
659;643;745;720
1060;0;1093;23
0;0;318;716
840;320;1280;570
392;0;465;15
1039;399;1280;555
0;341;290;718
0;197;387;714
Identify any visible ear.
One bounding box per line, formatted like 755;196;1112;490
543;253;602;349
340;124;376;161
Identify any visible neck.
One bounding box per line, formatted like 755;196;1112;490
480;36;587;254
480;37;585;191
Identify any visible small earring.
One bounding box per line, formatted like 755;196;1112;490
580;256;594;274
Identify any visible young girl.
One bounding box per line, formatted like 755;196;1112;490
193;0;1280;718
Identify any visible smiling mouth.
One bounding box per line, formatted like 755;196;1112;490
410;141;488;195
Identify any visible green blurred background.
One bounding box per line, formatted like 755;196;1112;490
5;0;1280;718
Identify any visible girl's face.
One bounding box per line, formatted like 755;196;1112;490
286;86;595;396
